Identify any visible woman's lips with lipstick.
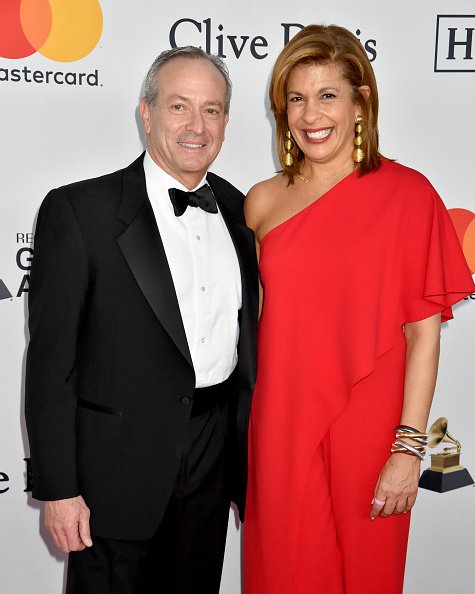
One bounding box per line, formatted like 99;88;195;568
303;127;333;142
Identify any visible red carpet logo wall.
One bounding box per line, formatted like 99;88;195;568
449;209;475;274
0;0;103;62
0;234;34;302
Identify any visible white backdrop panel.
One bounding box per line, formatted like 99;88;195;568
1;1;474;592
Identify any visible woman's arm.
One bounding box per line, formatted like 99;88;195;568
370;312;441;519
244;185;266;318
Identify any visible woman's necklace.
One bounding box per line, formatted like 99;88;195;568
298;164;355;184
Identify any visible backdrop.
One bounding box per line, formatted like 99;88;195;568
1;1;474;592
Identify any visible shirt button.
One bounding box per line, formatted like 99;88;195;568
180;396;191;406
195;234;201;241
200;286;206;292
200;337;206;344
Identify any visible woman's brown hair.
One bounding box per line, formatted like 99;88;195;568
270;24;383;182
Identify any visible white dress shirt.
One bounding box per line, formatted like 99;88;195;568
143;151;242;388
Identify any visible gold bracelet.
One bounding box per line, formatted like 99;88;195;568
391;439;426;460
395;424;428;445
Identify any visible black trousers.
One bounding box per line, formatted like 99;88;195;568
66;395;232;594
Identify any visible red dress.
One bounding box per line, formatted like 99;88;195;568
244;161;475;594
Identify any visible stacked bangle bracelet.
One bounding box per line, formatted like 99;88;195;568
390;424;428;460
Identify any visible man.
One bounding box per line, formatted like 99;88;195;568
25;46;257;594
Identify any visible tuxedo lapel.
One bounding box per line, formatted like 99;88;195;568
116;155;193;369
207;174;258;393
207;173;258;517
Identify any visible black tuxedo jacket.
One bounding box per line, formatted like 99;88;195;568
25;154;258;540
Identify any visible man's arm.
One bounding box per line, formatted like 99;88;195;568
25;190;92;550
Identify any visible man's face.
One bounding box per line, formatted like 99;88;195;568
140;57;229;189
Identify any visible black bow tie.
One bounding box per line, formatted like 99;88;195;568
168;185;218;217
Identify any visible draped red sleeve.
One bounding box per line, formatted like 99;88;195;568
400;181;474;323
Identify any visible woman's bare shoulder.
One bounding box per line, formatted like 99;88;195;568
244;173;287;232
247;173;287;198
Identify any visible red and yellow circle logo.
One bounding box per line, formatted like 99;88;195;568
0;0;103;62
449;208;475;274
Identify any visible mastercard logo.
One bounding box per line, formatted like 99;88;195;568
449;208;475;274
0;0;103;62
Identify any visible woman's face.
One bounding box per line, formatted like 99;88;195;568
286;62;362;168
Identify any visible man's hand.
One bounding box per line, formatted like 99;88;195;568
45;496;93;553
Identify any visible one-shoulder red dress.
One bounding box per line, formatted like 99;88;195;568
244;161;474;594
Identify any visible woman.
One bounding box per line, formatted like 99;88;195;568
243;24;475;594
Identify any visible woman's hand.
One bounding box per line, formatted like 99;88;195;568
369;314;441;520
370;454;421;519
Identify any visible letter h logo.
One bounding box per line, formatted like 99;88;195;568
435;15;475;72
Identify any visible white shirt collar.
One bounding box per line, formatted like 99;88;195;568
143;150;208;197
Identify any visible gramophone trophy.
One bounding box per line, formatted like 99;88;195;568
419;417;474;492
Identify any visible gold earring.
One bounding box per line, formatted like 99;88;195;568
352;116;364;164
283;130;294;167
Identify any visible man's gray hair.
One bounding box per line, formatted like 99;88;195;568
142;46;232;114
